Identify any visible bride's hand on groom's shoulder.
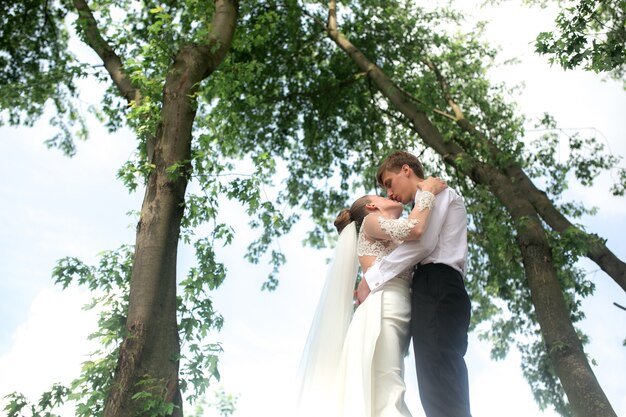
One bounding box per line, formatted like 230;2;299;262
420;176;447;195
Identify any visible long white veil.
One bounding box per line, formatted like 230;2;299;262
295;221;359;416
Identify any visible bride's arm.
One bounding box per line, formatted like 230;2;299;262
362;215;420;243
404;176;447;237
363;177;446;242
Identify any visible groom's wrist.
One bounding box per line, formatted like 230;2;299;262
364;264;384;291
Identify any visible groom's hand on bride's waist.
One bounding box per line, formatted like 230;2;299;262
354;278;371;307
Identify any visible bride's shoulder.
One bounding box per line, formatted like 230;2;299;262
361;212;381;227
360;213;392;240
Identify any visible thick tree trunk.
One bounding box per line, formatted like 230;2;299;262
102;51;198;417
69;1;238;416
472;164;617;417
322;10;618;417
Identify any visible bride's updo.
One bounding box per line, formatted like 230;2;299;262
334;195;374;234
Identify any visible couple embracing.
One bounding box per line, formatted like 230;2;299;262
297;151;472;417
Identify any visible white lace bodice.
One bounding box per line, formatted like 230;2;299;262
357;214;419;283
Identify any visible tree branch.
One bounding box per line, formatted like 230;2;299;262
328;0;337;31
196;0;239;80
424;57;465;121
392;79;456;121
424;58;626;292
72;0;141;104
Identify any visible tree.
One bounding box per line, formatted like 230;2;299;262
314;2;622;415
1;1;624;417
527;0;626;84
4;1;238;416
201;1;625;415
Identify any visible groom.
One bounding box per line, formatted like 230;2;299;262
357;150;472;417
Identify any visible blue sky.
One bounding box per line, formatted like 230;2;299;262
1;2;625;417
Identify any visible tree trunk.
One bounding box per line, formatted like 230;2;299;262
472;164;617;417
321;7;618;416
505;163;626;292
102;50;198;417
68;1;239;415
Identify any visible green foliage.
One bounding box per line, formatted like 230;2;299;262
132;376;177;417
3;384;69;417
3;246;133;417
211;388;238;417
53;247;132;417
611;167;626;196
3;0;625;415
534;0;626;84
184;387;238;417
197;3;622;413
520;338;572;416
525;113;622;212
178;235;226;402
117;160;157;192
6;241;227;416
203;1;470;250
0;0;88;155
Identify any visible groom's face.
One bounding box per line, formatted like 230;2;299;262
380;167;414;205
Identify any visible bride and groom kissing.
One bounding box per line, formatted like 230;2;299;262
297;150;472;417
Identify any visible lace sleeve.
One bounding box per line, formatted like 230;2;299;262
362;214;419;244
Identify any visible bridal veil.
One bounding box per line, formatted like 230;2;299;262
295;221;359;416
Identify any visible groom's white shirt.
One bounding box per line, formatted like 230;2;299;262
363;187;468;292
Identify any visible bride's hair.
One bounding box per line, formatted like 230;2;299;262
334;195;374;234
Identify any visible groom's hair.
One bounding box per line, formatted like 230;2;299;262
376;151;424;185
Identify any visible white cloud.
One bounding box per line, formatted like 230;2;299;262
0;287;97;412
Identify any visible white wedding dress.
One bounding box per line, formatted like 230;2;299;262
297;215;416;417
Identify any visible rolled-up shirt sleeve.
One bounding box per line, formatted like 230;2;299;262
363;189;449;292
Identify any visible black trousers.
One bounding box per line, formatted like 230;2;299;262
411;263;472;417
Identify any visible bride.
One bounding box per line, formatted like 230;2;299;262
296;176;446;417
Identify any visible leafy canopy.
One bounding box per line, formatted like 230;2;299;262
2;1;624;416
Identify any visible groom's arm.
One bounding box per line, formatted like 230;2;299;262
363;189;450;292
363;239;437;291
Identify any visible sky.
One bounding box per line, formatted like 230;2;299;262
1;1;625;417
